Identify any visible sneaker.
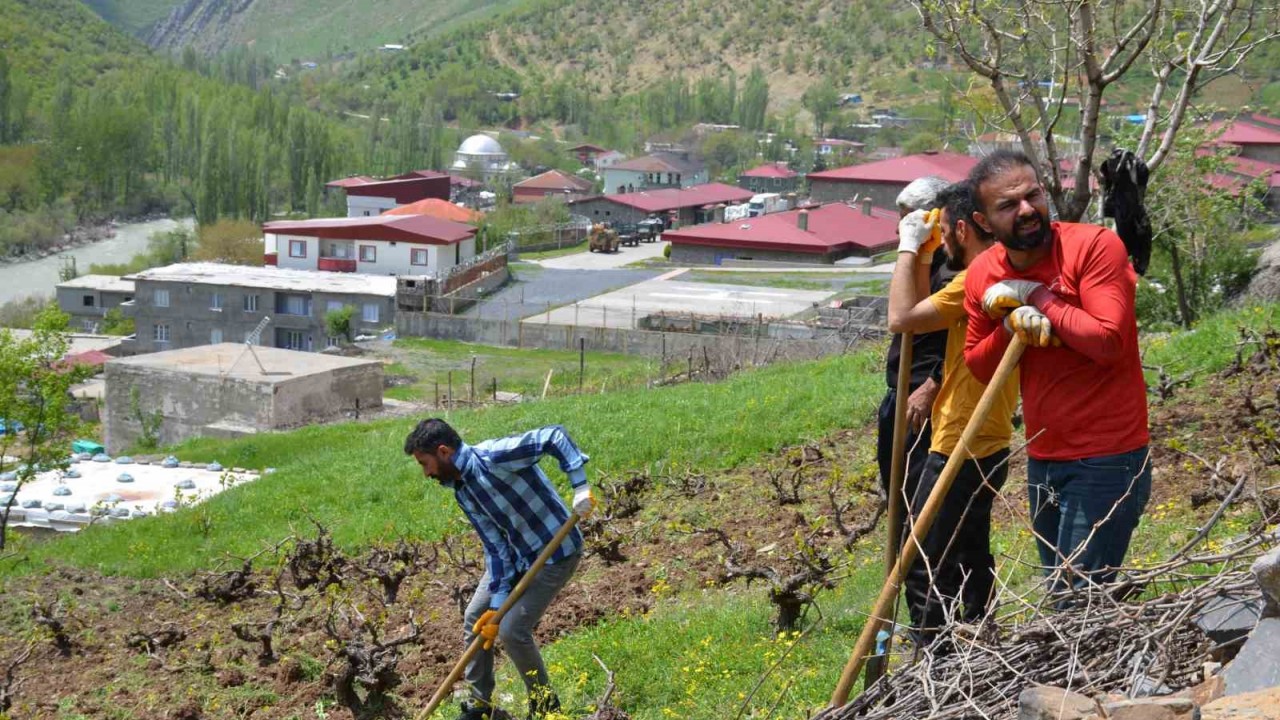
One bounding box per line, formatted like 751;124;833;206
526;692;561;719
458;702;513;720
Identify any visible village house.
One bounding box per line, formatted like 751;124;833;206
738;163;802;194
382;198;482;224
55;275;136;333
567;143;608;165
663;200;899;265
567;183;754;228
331;171;452;217
807;150;978;207
121;263;398;354
262;214;477;277
512;169;595;204
603;152;708;195
592;150;627;171
815;138;867;157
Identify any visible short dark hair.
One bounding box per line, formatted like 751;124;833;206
967;150;1036;211
935;181;978;238
403;418;462;455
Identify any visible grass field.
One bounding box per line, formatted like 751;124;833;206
682;270;887;293
382;336;657;402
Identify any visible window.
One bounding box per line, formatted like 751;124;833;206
326;336;340;349
362;210;371;217
210;328;223;344
288;239;307;258
82;295;95;307
359;245;377;262
326;300;344;313
210;292;223;311
81;319;96;332
362;303;380;323
243;294;259;313
276;293;311;316
153;323;170;343
411;249;429;266
154;289;170;308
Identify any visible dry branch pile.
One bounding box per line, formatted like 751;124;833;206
817;529;1272;720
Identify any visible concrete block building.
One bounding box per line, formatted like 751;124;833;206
807;151;977;207
603;153;707;195
664;201;899;265
121;263;398;354
330;171;452;217
55;275;135;333
738;163;801;194
263;214;477;277
103;344;383;451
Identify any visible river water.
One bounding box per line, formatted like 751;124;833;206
0;218;195;305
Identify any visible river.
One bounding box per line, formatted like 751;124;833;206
0;218;195;305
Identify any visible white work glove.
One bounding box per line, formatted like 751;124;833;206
572;486;596;518
897;209;937;256
982;280;1044;318
1004;306;1056;348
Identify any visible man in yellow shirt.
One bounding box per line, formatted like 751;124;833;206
886;181;1018;647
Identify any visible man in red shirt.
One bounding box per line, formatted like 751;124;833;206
962;150;1151;593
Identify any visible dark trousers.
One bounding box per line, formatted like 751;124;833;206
876;387;933;510
904;449;1009;641
1028;447;1152;592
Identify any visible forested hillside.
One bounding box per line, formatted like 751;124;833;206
0;0;361;259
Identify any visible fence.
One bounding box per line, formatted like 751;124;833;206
504;217;593;255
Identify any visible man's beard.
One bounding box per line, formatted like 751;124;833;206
944;240;965;271
1000;213;1050;251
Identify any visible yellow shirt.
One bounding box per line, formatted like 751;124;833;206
927;270;1018;458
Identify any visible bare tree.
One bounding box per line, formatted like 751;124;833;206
912;0;1280;221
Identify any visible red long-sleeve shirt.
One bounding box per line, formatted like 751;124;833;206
963;222;1149;461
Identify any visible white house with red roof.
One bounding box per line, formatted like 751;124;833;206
263;214;477;277
807;150;978;207
1208;114;1280;165
737;163;801;194
512;169;595;204
663;201;899;265
334;170;452;217
602;153;708;194
567;183;754;227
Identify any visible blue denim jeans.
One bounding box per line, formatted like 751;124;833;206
1027;447;1152;591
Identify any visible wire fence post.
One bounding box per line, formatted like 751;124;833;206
579;337;585;394
470;357;476;404
447;371;453;412
492;377;498;402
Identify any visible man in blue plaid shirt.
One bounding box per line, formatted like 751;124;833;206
405;418;595;720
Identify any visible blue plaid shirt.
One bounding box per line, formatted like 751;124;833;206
450;425;588;609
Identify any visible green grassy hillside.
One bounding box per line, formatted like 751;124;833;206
79;0;180;35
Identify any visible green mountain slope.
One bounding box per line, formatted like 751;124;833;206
80;0;181;36
143;0;523;60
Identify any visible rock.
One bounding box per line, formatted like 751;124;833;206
48;510;73;522
231;467;245;474
1201;686;1280;719
64;468;81;479
103;493;123;503
44;502;64;512
1196;593;1263;652
0;482;15;492
130;509;149;518
1100;697;1198;720
1243;238;1280;303
92;453;111;462
1222;618;1280;695
1019;685;1097;720
1130;673;1176;698
1177;675;1227;707
174;479;196;490
207;462;223;472
65;503;86;514
0;494;12;506
161;456;180;468
1251;546;1280;617
115;456;133;464
52;486;72;497
117;473;134;483
179;461;194;469
108;507;130;519
160;500;178;510
0;472;15;482
20;499;42;509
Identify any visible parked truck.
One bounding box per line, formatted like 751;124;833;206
748;193;788;217
588;224;620;253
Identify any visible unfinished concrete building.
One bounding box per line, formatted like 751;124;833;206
103;343;383;452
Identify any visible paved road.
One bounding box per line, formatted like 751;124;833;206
532;239;668;269
461;263;663;322
522;278;834;329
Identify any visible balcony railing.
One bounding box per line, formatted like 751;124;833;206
318;257;357;273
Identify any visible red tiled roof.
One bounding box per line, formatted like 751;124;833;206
1195;149;1280;187
741;163;798;179
263;214;476;245
573;183;754;213
1207;120;1280;146
664;202;899;255
326;176;374;188
62;350;113;369
382;198;483;223
391;169;451;180
1246;112;1280;129
609;153;703;174
514;169;594;192
808;151;978;184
